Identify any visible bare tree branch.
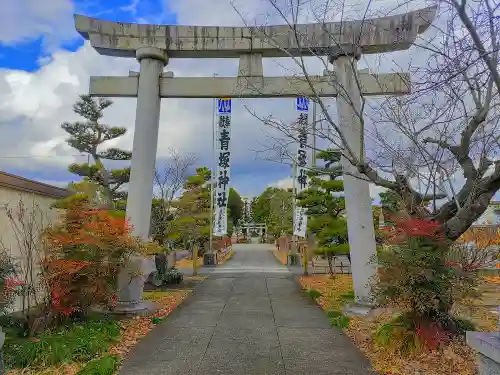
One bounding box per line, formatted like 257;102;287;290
232;0;499;240
150;149;197;241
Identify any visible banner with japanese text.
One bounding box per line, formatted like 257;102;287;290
293;97;309;238
213;98;232;236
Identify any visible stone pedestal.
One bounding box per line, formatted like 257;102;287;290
113;256;158;316
167;252;176;270
467;332;500;375
111;300;159;317
342;303;373;318
287;253;300;266
203;253;218;266
330;47;378;305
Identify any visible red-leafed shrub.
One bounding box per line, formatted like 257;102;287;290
0;248;23;316
373;218;479;353
414;323;451;351
43;202;140;316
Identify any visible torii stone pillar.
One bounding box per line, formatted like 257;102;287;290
126;47;167;240
330;46;377;306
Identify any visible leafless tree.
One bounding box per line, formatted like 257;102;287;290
151;149;197;242
233;0;500;240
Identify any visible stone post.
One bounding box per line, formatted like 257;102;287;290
330;47;378;308
126;46;168;240
467;332;500;374
193;245;199;276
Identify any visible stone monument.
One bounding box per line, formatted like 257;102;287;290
466;309;500;375
74;5;437;308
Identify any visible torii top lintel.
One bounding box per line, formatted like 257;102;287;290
74;6;437;59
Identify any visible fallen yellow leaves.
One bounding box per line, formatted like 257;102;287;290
483;276;500;284
188;275;207;281
7;363;82;375
176;250;235;267
217;249;235;264
273;250;287;265
298;275;482;375
109;290;189;360
300;274;352;311
175;257;203;269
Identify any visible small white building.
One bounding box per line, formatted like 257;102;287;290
0;171;68;312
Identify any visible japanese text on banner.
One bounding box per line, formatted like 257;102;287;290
214;98;232;236
293;97;309;238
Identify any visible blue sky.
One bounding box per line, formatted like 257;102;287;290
0;0;174;72
0;0;299;198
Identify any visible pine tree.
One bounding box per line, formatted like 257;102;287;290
296;150;349;274
61;95;131;207
227;188;244;230
379;190;403;214
253;187;293;237
168;167;211;253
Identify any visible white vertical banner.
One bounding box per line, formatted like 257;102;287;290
213;98;232;236
293;97;309;238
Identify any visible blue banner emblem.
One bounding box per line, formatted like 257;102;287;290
296;97;309;112
217;98;232;114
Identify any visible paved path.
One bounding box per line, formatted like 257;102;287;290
119;244;376;375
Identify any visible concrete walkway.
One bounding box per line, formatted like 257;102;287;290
119;244;376;375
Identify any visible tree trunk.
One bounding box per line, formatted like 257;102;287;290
384;178;497;241
327;253;335;276
93;155;115;209
443;190;497;240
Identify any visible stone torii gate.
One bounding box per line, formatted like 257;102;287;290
74;6;437;305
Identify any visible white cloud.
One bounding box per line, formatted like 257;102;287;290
37;179;71;188
270;177;293;190
0;40;294;185
120;0;141;15
166;0;271;26
369;184;386;203
0;0;75;49
0;43;136;171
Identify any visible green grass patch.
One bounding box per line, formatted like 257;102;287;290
339;290;355;302
76;355;119;375
4;315;121;369
306;289;323;300
151;317;165;324
326;310;351;329
453;317;476;334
